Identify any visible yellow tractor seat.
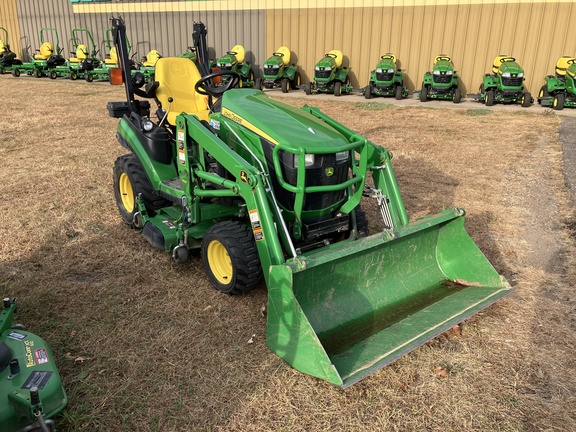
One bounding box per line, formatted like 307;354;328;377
35;42;53;60
555;56;576;76
434;54;451;64
105;47;118;65
142;49;161;67
275;46;291;66
381;53;397;64
492;55;515;73
0;40;6;54
229;44;245;64
327;49;343;68
70;44;88;63
154;57;210;125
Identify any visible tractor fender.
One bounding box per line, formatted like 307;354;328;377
423;72;433;85
393;70;403;84
483;74;497;88
334;68;349;82
239;62;252;77
545;75;566;93
283;65;296;81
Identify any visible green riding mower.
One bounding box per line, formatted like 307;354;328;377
538;56;576;110
363;53;407;100
420;54;461;103
68;28;111;82
108;17;512;387
215;45;255;88
11;28;68;79
0;297;67;431
477;55;532;107
0;27;23;75
305;50;352;96
256;46;301;93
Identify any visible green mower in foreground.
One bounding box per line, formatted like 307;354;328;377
363;53;407;100
256;46;301;93
420;55;461;103
538;56;576;110
0;298;67;431
305;50;352;96
477;55;532;107
108;18;512;387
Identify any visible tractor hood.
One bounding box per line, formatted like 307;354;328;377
264;54;284;68
499;60;524;75
217;52;237;67
433;59;454;72
220;89;349;151
376;57;396;71
316;55;337;70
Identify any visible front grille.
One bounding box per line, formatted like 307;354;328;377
375;72;393;82
263;67;277;76
315;70;331;79
502;77;523;87
219;66;232;72
433;74;451;84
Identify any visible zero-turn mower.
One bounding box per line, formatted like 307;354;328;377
256;46;301;93
108;18;513;387
538;56;576;110
11;28;68;79
68;28;111;82
0;297;67;431
419;54;461;103
215;45;255;88
363;53;407;100
0;27;23;75
305;50;352;96
477;55;532;107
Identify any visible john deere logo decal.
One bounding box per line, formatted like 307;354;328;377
325;167;334;177
240;170;249;183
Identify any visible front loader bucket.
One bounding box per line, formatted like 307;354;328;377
266;209;512;387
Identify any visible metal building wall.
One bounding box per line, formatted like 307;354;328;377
0;0;22;59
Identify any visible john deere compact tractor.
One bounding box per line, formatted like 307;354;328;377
305;50;352;96
363;53;407;100
256;46;301;93
0;297;67;431
215;45;255;88
11;28;68;79
538;56;576;110
107;17;512;388
420;54;461;103
478;55;532;107
0;27;23;75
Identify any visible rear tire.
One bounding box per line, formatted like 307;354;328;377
521;91;532;108
453;88;462;103
113;154;169;227
538;85;549;103
11;68;20;77
395;85;403;100
0;66;4;74
70;71;78;80
420;85;428;102
292;71;301;88
201;221;263;295
50;70;57;79
364;84;372;99
85;73;93;82
305;82;312;95
553;93;565;110
485;90;495;106
334;81;342;96
255;77;263;90
281;78;290;93
34;69;42;78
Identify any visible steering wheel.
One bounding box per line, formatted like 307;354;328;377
194;69;241;97
325;53;337;58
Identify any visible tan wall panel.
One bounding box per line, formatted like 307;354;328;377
266;3;576;95
0;0;22;59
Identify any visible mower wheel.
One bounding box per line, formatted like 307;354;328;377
281;78;291;93
521;91;532;108
0;66;4;74
305;82;312;95
453;88;462;104
201;221;263;295
553;93;565;110
334;81;342;96
11;68;20;77
485;90;495;106
395;85;403;100
420;85;428;102
70;71;78;80
255;77;263;90
538;85;549;102
113;154;170;227
364;84;372;99
85;73;94;83
34;69;42;78
50;70;57;79
292;71;301;88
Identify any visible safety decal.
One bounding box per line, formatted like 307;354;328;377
178;130;186;165
21;371;53;390
162;220;176;229
7;331;27;341
35;348;50;365
249;210;261;230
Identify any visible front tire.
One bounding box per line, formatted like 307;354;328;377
521;91;532;108
85;73;93;82
201;221;262;295
281;78;290;93
453;88;462;103
420;85;428;102
364;84;372;99
334;81;342;96
485;90;495;106
11;68;20;77
305;82;312;95
395;85;403;100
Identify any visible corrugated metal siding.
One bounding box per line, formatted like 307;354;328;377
0;0;22;60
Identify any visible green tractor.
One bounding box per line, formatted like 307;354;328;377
0;27;23;75
538;56;576;110
478;55;532;107
215;44;255;88
256;46;301;93
363;53;407;100
11;28;68;79
305;50;352;96
0;297;67;431
420;54;461;103
108;18;512;387
68;28;111;82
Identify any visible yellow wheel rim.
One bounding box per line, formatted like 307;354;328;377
296;74;301;86
553;98;557;107
207;240;232;284
539;89;544;98
119;172;134;212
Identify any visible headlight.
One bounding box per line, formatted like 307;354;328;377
294;154;315;168
142;120;154;132
315;66;320;71
273;64;280;69
225;62;232;67
376;68;383;73
324;66;332;71
433;70;441;75
517;73;524;78
502;72;511;78
446;71;453;75
387;69;394;73
335;151;349;162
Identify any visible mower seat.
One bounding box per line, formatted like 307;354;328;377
105;47;118;65
434;54;451;63
275;46;291;66
328;49;343;68
0;39;6;54
70;44;88;63
555;56;576;76
381;53;397;64
142;49;161;67
492;55;515;73
35;42;53;60
154;57;210;124
230;44;245;64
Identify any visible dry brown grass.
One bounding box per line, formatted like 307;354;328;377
0;76;575;431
